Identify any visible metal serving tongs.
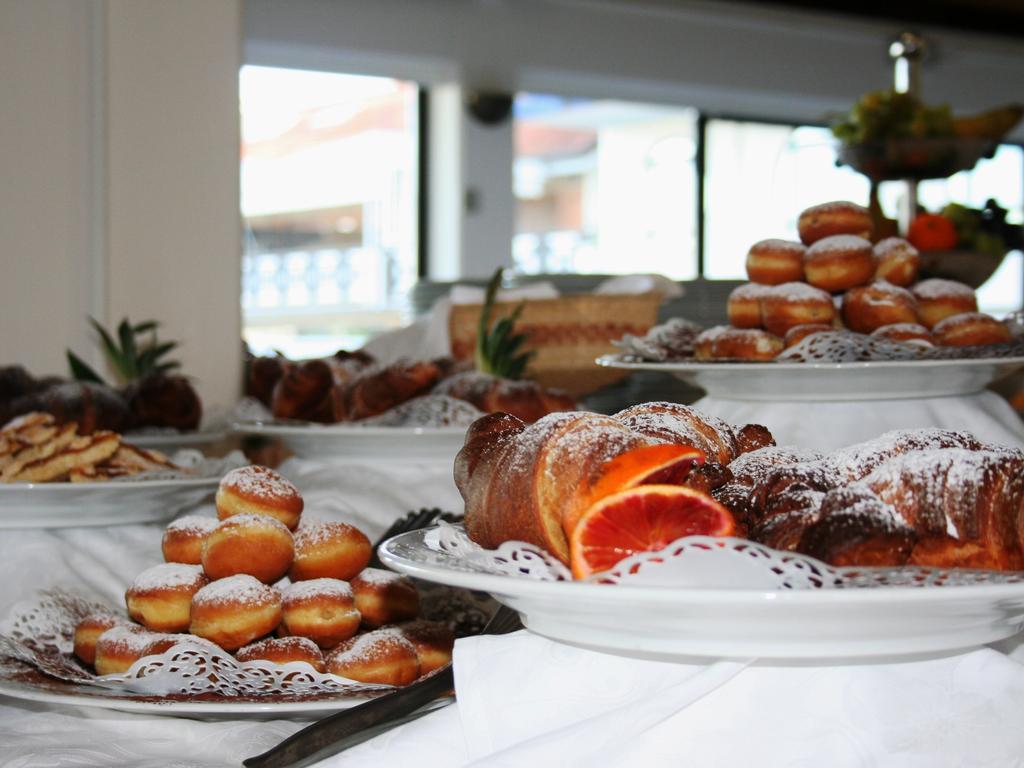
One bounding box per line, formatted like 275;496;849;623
243;510;523;768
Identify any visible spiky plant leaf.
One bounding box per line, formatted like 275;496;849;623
474;268;535;380
66;350;106;384
71;316;183;384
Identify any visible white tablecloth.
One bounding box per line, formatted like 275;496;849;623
3;419;1024;766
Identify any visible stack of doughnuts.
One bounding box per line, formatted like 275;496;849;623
74;464;454;687
698;200;1011;360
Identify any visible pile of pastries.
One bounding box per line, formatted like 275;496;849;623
73;465;452;687
0;411;177;483
246;350;576;426
697;200;1014;361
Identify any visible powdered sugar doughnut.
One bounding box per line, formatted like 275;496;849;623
189;574;283;651
910;279;978;329
760;282;836;336
932;312;1013;347
73;612;134;666
783;323;835;349
745;239;806;285
873;237;920;287
280;578;361;649
236;636;326;672
804;235;875;292
798;201;872;245
726;283;771;329
870;323;935;346
397;620;456;675
325;628;420;686
162;515;218;565
125;563;209;633
841;281;919;333
216;465;303;530
350;568;420;628
202;513;294;584
694;326;783;361
93;625;179;676
289;521;372;582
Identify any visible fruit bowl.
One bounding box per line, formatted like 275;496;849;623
836;137;996;181
917;248;1007;288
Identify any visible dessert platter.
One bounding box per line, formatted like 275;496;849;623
383;402;1024;661
0;413;244;528
603;200;1024;402
0;466;493;717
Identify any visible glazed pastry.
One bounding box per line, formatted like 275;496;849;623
910;279;978;329
280;578;361;649
760;282;837;336
873;237;920;287
202;513;294;584
932;312;1013;347
840;281;919;334
125;563;209;633
745;239;806;285
726;283;771;329
289;520;372;582
236;635;326;672
803;235;875;293
397;620;456;675
215;465;304;530
325;628;420;686
189;574;283;651
161;515;219;564
797;201;872;245
350;568;420;628
694;326;783;361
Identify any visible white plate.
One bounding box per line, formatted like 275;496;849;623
596;354;1024;402
123;430;228;452
0;677;377;720
0;476;219;528
231;420;467;461
379;529;1024;661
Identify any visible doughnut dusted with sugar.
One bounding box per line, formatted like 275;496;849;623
804;235;875;293
797;200;872;245
760;282;837;336
280;578;361;649
873;237;920;287
93;624;180;676
189;574;283;651
932;312;1013;347
161;515;219;565
325;627;420;686
840;281;919;334
236;636;326;672
202;512;294;583
73;612;133;666
870;323;935;346
745;239;806;285
397;619;456;675
350;567;420;628
910;278;978;329
289;520;372;582
216;465;304;530
695;326;783;361
783;323;836;349
125;563;209;633
726;283;771;329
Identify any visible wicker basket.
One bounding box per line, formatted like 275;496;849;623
448;293;663;398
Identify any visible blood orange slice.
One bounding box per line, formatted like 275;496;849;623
561;444;706;539
569;484;735;579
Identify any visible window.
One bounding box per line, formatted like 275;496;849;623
240;66;419;358
512;94;699;279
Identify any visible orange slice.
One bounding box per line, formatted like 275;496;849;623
561;444;706;539
569;484;735;579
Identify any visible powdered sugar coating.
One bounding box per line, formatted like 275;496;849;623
237;635;322;659
219;465;301;503
352;567;412;587
911;278;976;301
192;574;281;609
283;578;354;603
873;237;919;259
129;563;206;593
764;282;833;303
327;627;416;667
293;520;368;549
214;511;292;536
729;283;772;300
165;515;218;536
806;234;872;258
749;238;806;255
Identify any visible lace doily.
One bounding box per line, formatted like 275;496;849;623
423;522;1024;590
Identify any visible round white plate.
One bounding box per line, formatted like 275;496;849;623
0;677;376;720
231;420;467;461
379;529;1024;661
596;354;1024;402
0;475;219;528
123;430;228;453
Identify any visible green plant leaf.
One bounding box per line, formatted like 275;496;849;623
153;361;182;374
132;320;159;335
116;319;138;379
137;341;178;374
89;317;125;373
66;350;106;384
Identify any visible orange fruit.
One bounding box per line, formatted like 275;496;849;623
569;485;736;579
561;444;706;539
907;213;958;251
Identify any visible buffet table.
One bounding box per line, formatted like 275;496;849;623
3;442;1024;768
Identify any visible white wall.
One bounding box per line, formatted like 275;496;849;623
1;0;243;414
